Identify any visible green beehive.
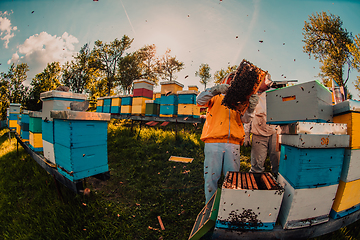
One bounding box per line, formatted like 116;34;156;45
145;100;160;116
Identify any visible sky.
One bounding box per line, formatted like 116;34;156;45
1;0;360;98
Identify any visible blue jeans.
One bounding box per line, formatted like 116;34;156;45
204;142;241;203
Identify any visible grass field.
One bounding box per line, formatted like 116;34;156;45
0;120;359;240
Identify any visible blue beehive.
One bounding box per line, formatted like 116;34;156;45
160;95;178;105
177;90;197;104
20;110;30;142
121;96;132;106
51;110;111;181
103;98;111;113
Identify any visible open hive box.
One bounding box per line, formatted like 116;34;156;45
216;172;283;231
221;59;267;115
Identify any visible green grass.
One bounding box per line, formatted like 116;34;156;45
0;121;359;240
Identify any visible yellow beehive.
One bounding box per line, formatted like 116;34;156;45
131;105;146;115
333;112;360;149
188;85;199;91
178;104;200;116
30;132;43;148
112;97;121;106
9;120;17;129
153;92;161;100
97;99;104;106
16;124;21;135
132;97;150;106
332;179;360;213
160;81;184;95
121;105;132;114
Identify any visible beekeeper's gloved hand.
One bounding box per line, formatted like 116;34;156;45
248;94;259;112
210;84;229;95
243;132;250;147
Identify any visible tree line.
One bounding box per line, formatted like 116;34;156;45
1;11;360;120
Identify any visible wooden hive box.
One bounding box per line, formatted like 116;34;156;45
340;149;360;182
110;97;121;114
160;81;184;95
216;172;283;231
333;112;360;149
277;174;338;229
330;178;360;219
20;111;30;142
160;95;178;105
133;79;155;91
121;96;133;106
177;104;200;118
120;105;132;115
29;132;43;152
266;80;333;124
177;90;198;104
96;99;103;112
279;133;349;189
160;105;177;116
9;103;21;114
145;100;160;116
40;90;87;164
102;98;112;113
51;110;110;181
29;111;43;152
29;111;42;133
188;85;199;91
133;88;153;99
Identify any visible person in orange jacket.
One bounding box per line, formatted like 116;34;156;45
196;72;259;203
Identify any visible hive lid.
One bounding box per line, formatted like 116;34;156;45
279;134;350;148
29;111;42;118
10;103;21;107
280;122;347;135
50;110;111;121
177;90;199;95
333;99;360;115
133;79;156;85
22;110;30;115
160;80;184;88
145;100;154;104
40;90;87;100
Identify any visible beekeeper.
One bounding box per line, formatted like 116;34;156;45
244;73;280;176
197;72;259;204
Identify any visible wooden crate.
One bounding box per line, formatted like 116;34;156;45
216;172;283;231
52;111;110;181
330;179;360;219
160;81;184;95
277;174;338;229
333;112;360;149
266;80;333;124
111;97;121;106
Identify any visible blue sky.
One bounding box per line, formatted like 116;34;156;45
1;0;360;97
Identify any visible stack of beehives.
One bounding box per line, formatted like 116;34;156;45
132;80;155;115
8;103;21;132
159;81;184;117
29;111;43;152
120;95;132;115
20;110;30;143
266;80;349;229
177;87;200;118
331;100;360;219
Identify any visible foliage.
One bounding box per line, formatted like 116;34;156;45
302;11;353;87
0;63;29;119
117;52;143;94
348;34;360;96
213;65;238;84
26;62;62;111
137;44;160;84
157;49;184;81
195;63;212;90
92;36;134;95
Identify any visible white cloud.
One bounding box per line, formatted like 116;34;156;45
0;13;17;48
9;31;79;83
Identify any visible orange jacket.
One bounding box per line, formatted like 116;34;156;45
198;94;245;145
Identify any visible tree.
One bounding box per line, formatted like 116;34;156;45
157;49;184;81
195;63;211;89
0;63;29;119
349;34;360;96
214;65;238;84
302;11;353;87
27;62;61;110
62;43;98;94
92;36;133;95
118;52;143;94
138;44;159;83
